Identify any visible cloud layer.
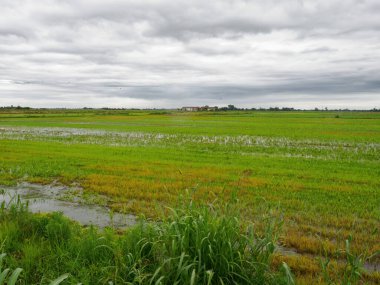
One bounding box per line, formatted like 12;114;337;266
1;0;380;108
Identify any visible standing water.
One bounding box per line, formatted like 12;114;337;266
0;182;136;229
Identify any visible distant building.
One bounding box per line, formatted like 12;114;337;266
181;106;218;112
181;106;200;112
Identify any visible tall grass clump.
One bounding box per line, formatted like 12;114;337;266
136;199;292;285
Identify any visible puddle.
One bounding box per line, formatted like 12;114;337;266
0;182;136;229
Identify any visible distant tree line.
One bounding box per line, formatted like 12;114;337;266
0;105;31;110
1;105;379;112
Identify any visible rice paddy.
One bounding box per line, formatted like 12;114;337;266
0;109;379;284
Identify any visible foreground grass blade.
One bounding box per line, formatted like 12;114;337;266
49;273;70;285
7;268;23;285
0;269;10;285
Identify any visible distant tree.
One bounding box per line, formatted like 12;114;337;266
281;107;294;111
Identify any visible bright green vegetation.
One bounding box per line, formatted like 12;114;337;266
1;199;295;285
1;252;68;285
0;109;379;283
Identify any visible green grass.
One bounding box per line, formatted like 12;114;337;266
0;109;379;283
0;198;296;285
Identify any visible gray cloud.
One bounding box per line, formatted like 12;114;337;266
0;0;379;108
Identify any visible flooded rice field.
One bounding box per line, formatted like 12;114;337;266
0;126;378;160
0;182;136;229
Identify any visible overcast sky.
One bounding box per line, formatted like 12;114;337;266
1;0;380;109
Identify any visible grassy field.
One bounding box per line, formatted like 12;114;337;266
0;109;379;283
